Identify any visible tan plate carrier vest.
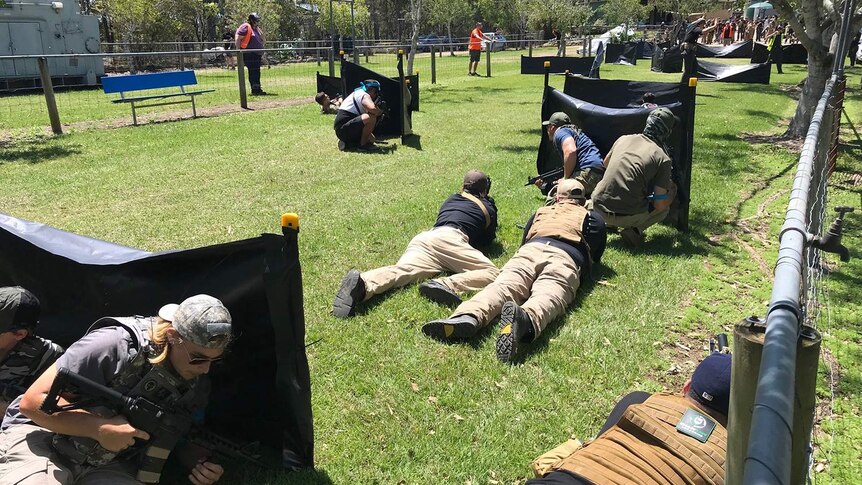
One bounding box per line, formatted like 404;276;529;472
554;393;726;485
525;200;588;248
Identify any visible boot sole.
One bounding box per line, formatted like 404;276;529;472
422;319;477;340
332;270;361;318
496;303;519;363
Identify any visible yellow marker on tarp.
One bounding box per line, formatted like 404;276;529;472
543;61;551;68
398;49;404;55
339;50;345;56
688;77;698;87
281;213;299;230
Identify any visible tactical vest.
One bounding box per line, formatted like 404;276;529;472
52;317;204;470
553;393;727;485
0;335;64;401
525;200;588;249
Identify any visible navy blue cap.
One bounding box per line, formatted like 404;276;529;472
688;353;732;416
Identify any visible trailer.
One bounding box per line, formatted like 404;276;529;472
0;0;104;90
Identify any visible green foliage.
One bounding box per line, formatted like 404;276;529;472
427;0;472;34
525;0;593;32
648;0;714;18
601;0;649;35
313;0;371;37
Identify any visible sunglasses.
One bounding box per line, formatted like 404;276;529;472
175;338;224;365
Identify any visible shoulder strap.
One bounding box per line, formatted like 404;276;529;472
460;192;491;229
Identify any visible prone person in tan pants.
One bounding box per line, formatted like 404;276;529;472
422;179;607;363
333;170;500;318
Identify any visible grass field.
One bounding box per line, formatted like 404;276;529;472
1;54;860;484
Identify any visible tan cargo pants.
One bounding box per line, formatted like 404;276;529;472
452;242;581;336
590;206;669;233
361;226;499;301
0;423;140;484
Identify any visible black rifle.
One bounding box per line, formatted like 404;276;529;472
709;333;730;354
41;368;268;483
526;167;564;195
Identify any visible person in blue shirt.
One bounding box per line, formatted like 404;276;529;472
540;112;605;197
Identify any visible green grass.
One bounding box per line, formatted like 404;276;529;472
0;55;860;484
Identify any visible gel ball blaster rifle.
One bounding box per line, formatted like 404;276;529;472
709;333;730;354
41;368;268;483
526;167;564;195
373;97;390;120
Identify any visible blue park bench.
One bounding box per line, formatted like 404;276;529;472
102;70;215;126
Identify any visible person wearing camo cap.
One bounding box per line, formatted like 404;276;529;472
0;286;64;415
0;294;232;485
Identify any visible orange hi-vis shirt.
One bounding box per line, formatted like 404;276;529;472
469;28;483;50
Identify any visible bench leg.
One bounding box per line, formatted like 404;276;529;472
131;101;138;126
191;95;197;118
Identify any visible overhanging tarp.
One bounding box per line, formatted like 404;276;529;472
316;72;342;99
696;40;754;58
697;59;771;83
341;59;414;140
604;42;638;65
537;79;696;229
651;45;683;73
751;42;808;64
521;56;597;76
0;212;313;469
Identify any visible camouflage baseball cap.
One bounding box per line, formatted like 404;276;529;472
0;286;41;333
542;112;571;127
158;294;232;349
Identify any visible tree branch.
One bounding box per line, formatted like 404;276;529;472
771;0;828;58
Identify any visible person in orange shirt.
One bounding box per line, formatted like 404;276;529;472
468;22;492;76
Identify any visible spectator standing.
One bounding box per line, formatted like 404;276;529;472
766;25;784;74
235;13;266;95
848;31;860;67
553;27;564;56
468;22;492;76
222;30;235;69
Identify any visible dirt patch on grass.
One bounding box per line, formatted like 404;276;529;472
0;98;310;141
741;133;804;152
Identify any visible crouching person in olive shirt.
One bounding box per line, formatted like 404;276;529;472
590;108;678;248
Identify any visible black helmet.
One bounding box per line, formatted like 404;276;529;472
248;12;261;22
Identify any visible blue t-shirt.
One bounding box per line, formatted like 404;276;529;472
553;127;604;173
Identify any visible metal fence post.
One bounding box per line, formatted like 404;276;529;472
237;53;248;109
37;57;62;135
431;45;436;84
528;39;533;57
317;47;321;66
485;44;491;77
328;48;335;77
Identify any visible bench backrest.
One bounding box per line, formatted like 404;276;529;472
102;70;198;94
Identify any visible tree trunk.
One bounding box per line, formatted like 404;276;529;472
785;53;833;138
406;0;421;75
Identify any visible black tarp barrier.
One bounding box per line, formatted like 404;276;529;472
697;59;771;83
521;56;597;76
639;41;657;59
651;45;683;73
341;56;414;141
537;80;696;229
604;42;638;65
0;212;314;469
751;42;808;64
695;41;753;58
316;72;342;99
316;72;419;112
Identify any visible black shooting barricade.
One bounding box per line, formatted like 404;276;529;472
535;77;696;230
751;42;808;64
696;59;771;84
604;42;639;65
340;54;415;142
316;72;343;99
521;56;597;76
695;40;754;58
651;44;683;73
0;212;314;470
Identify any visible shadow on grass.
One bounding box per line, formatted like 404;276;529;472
498;144;537;153
402;134;422;150
261;467;335;485
0;139;81;165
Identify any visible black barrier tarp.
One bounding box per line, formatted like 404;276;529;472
751;42;808;64
0;212;314;469
604;42;638;65
695;41;753;58
639;41;657;59
521;56;597;76
651;45;683;73
537;81;695;229
697;59;771;83
341;58;413;140
317;72;419;112
316;72;342;99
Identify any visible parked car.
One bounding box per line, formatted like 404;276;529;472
417;34;452;52
485;33;507;52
